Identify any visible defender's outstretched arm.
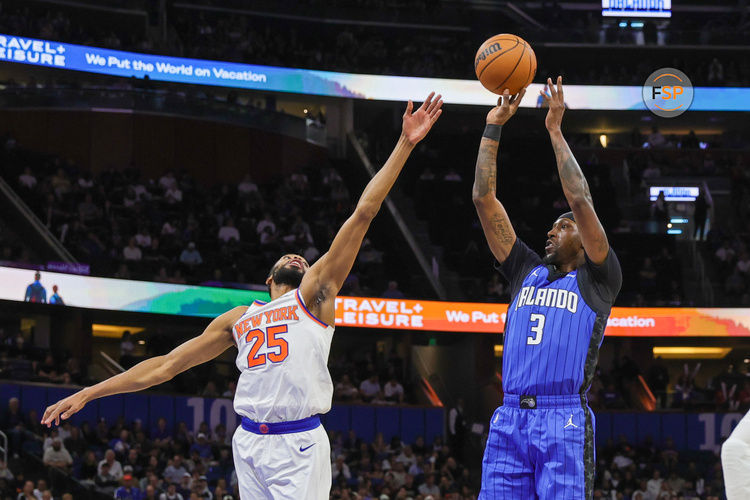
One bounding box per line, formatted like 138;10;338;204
473;89;526;264
541;76;609;264
300;93;443;322
41;306;246;427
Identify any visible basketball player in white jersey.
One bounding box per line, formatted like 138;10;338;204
41;92;443;499
722;410;750;499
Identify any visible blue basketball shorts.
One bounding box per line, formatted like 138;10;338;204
479;394;595;500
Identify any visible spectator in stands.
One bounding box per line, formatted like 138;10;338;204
334;374;359;401
359;374;381;403
17;480;35;500
179;242;203;267
135;227;152;248
190;434;213;460
158;171;178;192
143;484;159;500
383;376;405;404
98;449;124;480
18;167;37;189
201;381;219;398
160;482;183;500
395;445;418;469
42;438;73;471
646;469;664;499
237;174;258;196
647;126;666;148
95;462;120;496
194;476;212;499
694;188;710;240
78;193;101;222
110;429;131;457
303;241;320;264
164;455;188;484
0;460;13;483
24;271;47;303
42;428;61;450
177;473;192;499
332;455;351;483
123;238;143;261
382;281;405;299
256;213;275;236
708;58;724;84
448;398;466;461
120;331;135;367
217;219;240;243
444;168;463;182
77;450;99;483
418;473;441;497
222;381;237;398
51;168;71;197
36;354;59;382
165;184;183;205
716;239;736;265
115;474;141;500
648;357;669;408
151;418;172;450
1;397;28;453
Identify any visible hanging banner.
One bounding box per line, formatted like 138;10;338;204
1;33;749;110
3;266;750;336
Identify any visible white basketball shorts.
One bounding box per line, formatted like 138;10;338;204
231;422;331;499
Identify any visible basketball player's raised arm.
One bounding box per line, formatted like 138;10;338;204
300;93;443;319
541;76;609;264
472;89;526;264
41;306;247;427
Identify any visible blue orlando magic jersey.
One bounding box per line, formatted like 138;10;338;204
497;239;622;396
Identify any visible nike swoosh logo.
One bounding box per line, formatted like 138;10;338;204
300;443;316;452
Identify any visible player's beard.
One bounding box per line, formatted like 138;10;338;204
543;251;558;266
271;266;304;288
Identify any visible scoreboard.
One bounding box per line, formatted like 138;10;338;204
602;0;672;18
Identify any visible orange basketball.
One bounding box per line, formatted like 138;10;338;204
474;34;537;95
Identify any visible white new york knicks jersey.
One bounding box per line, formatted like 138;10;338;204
231;288;334;423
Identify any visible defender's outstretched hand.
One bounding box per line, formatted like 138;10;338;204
540;76;565;132
42;389;88;427
402;92;443;145
487;88;526;126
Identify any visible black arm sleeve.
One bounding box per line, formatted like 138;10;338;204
579;248;623;314
494;239;543;300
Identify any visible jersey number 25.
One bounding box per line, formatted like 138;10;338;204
245;325;289;368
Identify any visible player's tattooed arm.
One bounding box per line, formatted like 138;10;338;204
472;138;498;198
550;134;593;205
473;90;524;264
542;76;610;264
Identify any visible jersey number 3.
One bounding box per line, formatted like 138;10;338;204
527;314;545;345
245;325;289;368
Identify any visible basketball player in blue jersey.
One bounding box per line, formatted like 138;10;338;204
472;76;622;500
